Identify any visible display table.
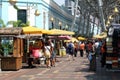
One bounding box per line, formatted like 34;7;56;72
1;57;22;71
59;48;66;57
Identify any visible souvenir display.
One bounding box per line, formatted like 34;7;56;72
106;24;120;70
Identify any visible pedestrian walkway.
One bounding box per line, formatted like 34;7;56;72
0;54;120;80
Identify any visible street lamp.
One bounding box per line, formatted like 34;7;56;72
50;17;54;29
114;7;119;13
59;21;62;30
65;24;68;30
34;9;40;26
34;9;40;16
9;0;17;5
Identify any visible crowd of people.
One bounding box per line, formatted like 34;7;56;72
27;38;107;71
27;38;56;68
64;39;106;71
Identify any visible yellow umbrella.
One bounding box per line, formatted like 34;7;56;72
47;29;75;35
93;35;101;38
78;37;86;40
64;37;78;42
99;32;107;38
93;32;107;39
22;26;42;34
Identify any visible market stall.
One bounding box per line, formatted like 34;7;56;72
46;29;75;56
106;24;120;71
22;26;43;63
0;27;23;71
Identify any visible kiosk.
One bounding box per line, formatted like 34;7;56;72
106;24;120;71
0;27;23;71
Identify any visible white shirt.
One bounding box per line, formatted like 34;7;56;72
95;42;99;48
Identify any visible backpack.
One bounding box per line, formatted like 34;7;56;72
68;43;73;49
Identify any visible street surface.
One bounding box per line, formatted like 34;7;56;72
0;53;120;80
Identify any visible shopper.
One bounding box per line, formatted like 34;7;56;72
88;41;96;71
44;41;51;68
48;39;56;67
73;41;78;57
79;41;85;57
101;41;106;67
67;41;74;61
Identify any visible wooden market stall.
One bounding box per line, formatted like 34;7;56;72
0;27;23;71
46;29;75;56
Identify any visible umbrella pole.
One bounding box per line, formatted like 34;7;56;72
26;34;30;63
27;38;29;53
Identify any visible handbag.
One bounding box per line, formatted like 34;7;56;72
88;53;92;61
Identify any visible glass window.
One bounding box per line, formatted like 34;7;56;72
17;10;27;24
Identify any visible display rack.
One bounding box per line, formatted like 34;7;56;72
106;24;120;71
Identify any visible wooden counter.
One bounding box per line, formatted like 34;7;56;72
1;57;22;71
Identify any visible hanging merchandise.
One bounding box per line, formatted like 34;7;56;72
106;24;120;71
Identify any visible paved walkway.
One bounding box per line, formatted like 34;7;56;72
0;53;120;80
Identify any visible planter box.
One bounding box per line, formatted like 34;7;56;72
1;57;22;71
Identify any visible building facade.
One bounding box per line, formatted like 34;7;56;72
0;0;74;30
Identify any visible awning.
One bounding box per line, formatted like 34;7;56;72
64;37;78;42
93;32;107;39
78;37;86;40
47;29;75;35
22;26;42;34
0;27;22;35
48;35;71;40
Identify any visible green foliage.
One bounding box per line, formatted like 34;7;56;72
19;21;30;27
7;20;22;27
26;21;30;26
1;19;30;28
1;41;13;56
0;19;6;28
20;23;27;27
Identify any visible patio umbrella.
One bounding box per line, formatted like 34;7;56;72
22;26;43;53
22;26;43;34
47;29;75;35
93;32;107;39
93;35;101;38
78;37;86;40
48;35;71;40
64;37;78;42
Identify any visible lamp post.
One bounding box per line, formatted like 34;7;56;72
65;24;68;30
50;17;54;29
8;0;40;27
59;21;62;30
9;0;17;5
34;9;40;26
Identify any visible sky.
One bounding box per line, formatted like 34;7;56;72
53;0;65;6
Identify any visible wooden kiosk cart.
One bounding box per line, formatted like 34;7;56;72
0;27;23;71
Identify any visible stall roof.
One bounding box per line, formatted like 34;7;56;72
0;27;22;35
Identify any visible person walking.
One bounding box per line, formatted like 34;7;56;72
79;41;85;57
44;41;51;68
73;41;78;57
88;41;96;71
100;41;106;67
67;41;74;61
48;39;56;67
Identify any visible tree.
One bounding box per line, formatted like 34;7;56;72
0;19;6;28
7;20;21;27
